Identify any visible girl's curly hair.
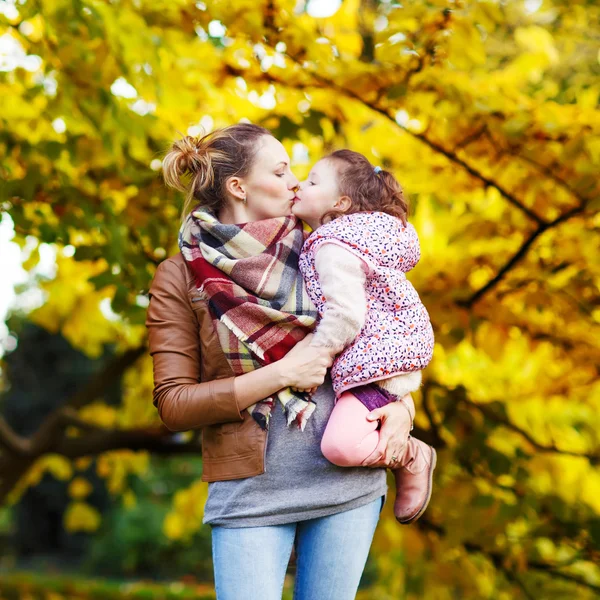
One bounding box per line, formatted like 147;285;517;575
322;150;409;225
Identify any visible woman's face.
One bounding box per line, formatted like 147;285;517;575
239;136;300;221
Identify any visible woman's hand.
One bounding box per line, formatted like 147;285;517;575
277;334;333;392
361;396;414;468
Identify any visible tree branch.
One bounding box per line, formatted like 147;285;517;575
0;346;147;502
461;204;586;306
53;426;202;458
459;225;543;307
454;125;488;151
464;539;600;595
430;382;599;462
0;419;200;461
67;345;147;410
419;518;600;595
509;152;587;207
508;572;536;600
0;408;87;458
0;418;31;455
463;397;599;462
421;380;445;448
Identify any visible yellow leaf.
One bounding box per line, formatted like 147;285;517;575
68;477;93;499
163;513;185;540
515;26;559;64
123;490;137;508
75;457;93;471
64;501;101;533
78;402;118;428
43;455;73;481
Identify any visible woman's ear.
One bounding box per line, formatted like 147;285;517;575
224;176;246;201
333;195;352;213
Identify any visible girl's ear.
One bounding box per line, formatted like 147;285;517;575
333;195;352;213
224;176;246;201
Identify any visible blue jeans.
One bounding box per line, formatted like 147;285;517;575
211;497;383;600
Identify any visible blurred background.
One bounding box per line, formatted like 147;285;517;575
1;0;599;598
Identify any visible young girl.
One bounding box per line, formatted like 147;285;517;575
293;150;436;524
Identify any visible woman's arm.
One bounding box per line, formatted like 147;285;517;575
147;259;240;431
147;259;330;431
234;335;332;409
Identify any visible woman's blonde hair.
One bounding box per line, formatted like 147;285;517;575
162;123;272;218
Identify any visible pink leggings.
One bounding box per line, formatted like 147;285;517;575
321;392;381;467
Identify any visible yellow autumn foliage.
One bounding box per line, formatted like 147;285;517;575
64;501;101;533
2;0;599;597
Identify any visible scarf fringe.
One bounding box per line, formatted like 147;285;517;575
280;387;316;431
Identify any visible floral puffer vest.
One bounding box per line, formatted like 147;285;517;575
299;212;434;396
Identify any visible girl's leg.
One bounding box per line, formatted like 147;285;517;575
322;389;436;525
211;523;295;600
320;391;380;466
293;497;383;600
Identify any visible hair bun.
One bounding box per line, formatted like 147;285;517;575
170;135;211;176
162;123;271;220
177;136;201;165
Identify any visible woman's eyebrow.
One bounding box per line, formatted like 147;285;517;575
275;161;288;167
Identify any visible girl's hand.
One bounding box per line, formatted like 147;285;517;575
361;396;414;467
278;334;333;391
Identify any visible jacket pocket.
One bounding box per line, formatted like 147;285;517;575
201;417;260;461
202;422;239;459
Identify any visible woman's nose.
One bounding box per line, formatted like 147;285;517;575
289;177;300;191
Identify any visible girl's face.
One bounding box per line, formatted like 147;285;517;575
238;136;300;221
292;159;342;230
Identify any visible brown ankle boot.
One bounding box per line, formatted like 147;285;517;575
392;436;437;524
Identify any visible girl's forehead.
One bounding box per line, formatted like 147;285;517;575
312;159;334;175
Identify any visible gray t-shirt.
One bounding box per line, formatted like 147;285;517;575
203;378;388;528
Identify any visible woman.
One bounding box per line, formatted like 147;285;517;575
146;123;413;600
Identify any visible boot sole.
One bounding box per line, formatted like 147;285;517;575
397;446;437;525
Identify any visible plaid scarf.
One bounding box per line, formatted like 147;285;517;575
179;208;319;430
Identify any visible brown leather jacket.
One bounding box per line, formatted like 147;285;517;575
146;254;267;482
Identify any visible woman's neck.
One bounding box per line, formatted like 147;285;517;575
218;203;252;225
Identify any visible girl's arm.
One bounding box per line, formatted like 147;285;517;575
310;243;369;357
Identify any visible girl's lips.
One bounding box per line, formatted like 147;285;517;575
291;196;300;203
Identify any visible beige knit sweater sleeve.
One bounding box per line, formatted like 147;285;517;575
310;242;423;398
310;243;368;355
